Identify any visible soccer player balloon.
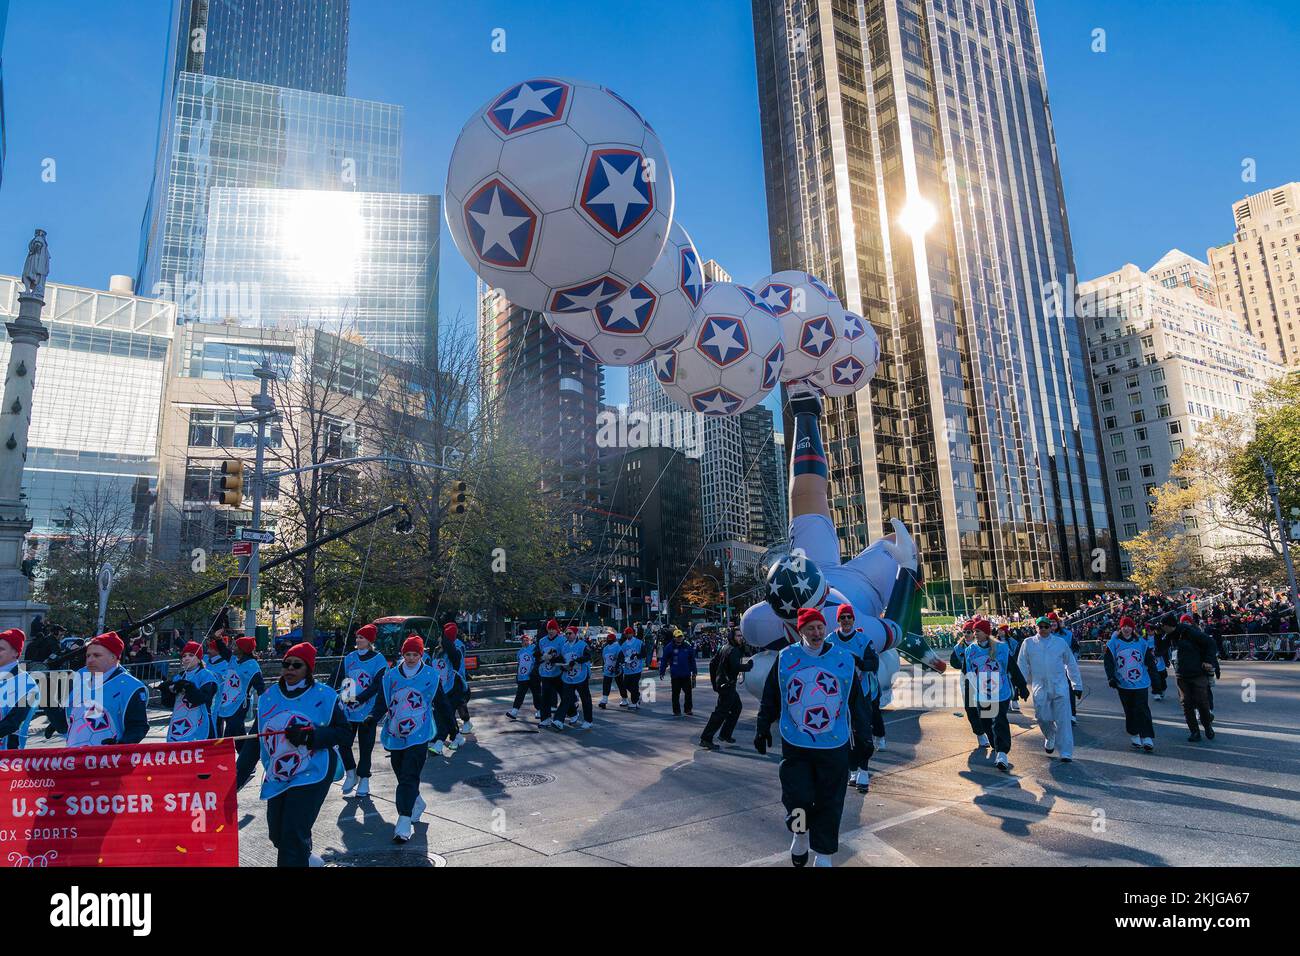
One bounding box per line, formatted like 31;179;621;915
750;270;846;383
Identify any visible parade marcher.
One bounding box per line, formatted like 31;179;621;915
599;629;627;709
0;629;39;750
212;635;265;737
334;623;386;796
1104;616;1156;752
1016;617;1083;762
446;622;474;735
999;622;1030;713
427;629;463;754
620;625;646;711
1161;613;1218;742
555;625;594;729
1150;622;1172;700
952;619;1013;771
160;641;219;743
700;628;752;750
254;642;349;867
1047;612;1081;725
536;619;566;727
826;604;878;790
58;632;149;748
507;631;541;720
372;635;436;843
756;607;871;867
658;627;697;717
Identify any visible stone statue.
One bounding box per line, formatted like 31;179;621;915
21;230;50;300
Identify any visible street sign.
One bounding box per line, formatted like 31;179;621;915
227;575;250;599
232;541;253;557
235;527;275;544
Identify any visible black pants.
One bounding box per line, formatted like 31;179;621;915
700;684;742;743
624;672;643;704
432;689;457;742
339;719;377;777
1178;676;1213;733
512;676;540;711
670;675;693;715
539;676;562;720
1151;666;1168;695
455;683;471;723
389;744;428;816
266;753;335;867
870;693;886;737
779;743;851;856
963;697;1011;753
602;673;627;699
557;681;593;723
1116;686;1154;738
848;691;876;772
217;706;247;738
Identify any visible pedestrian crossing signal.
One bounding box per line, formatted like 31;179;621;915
450;480;469;515
219;460;244;507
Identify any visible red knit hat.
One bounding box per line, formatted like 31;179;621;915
1047;612;1059;622
962;619;974;632
546;619;560;632
1119;616;1136;629
356;623;378;642
796;607;826;632
623;626;635;636
182;641;203;657
972;619;992;636
90;631;125;659
997;622;1009;632
1179;613;1193;623
443;622;458;639
402;634;425;655
284;642;316;669
235;636;257;654
0;628;25;654
566;625;579;634
836;604;855;620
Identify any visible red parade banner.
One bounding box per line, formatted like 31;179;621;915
0;738;239;867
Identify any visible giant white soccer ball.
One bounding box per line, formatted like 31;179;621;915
445;77;674;315
751;270;846;382
654;282;784;417
543;220;705;366
807;310;880;396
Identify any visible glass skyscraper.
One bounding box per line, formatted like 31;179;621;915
202;187;439;362
137;72;403;310
752;0;1117;612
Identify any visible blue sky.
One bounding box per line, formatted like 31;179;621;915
1;0;1297;405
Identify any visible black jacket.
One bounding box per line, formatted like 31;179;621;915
709;643;752;692
1171;624;1219;679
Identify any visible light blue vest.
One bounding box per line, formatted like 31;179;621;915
560;638;590;684
66;666;147;748
516;645;537;682
1107;635;1152;690
454;638;469;686
167;665;218;742
0;662;40;750
777;641;855;749
258;681;339;799
217;657;262;719
538;635;565;678
340;650;387;722
430;651;457;692
962;640;1011;703
380;661;440;750
620;637;644;675
601;641;621;670
205;652;231;682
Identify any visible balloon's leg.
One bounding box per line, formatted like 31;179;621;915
884;566;947;673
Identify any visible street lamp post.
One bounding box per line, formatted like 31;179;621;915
1261;459;1300;631
243;360;277;636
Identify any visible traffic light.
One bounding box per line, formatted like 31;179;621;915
219;460;244;507
450;480;469;515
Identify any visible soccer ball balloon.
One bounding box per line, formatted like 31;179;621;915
654;282;784;417
543;220;705;366
807;310;880;396
751;270;846;382
445;77;674;315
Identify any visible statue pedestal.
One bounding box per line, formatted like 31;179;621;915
0;514;46;632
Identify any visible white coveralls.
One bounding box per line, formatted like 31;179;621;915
1016;633;1083;758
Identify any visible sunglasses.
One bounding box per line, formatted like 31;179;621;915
282;660;307;670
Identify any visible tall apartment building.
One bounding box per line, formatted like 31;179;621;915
1078;255;1281;572
1207;182;1300;367
753;0;1117;612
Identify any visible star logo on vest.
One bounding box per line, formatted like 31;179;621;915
786;675;805;705
815;671;839;696
487;79;571;135
272;752;302;780
170;716;193;738
464;179;539;268
802;705;831;732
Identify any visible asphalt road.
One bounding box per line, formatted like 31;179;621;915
224;660;1300;867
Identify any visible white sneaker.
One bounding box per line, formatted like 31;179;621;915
460;720;474;734
453;733;467;748
553;720;566;731
1141;737;1154;751
790;831;810;867
618;700;629;709
873;736;886;751
394;816;413;843
1044;737;1055;754
411;795;427;824
1130;734;1142;749
1152;694;1163;701
995;752;1009;772
1009;700;1021;712
581;721;593;730
308;853;325;867
534;711;542;719
976;733;990;748
812;853;833;868
539;718;554;728
342;770;357;795
855;769;870;792
599;696;609;706
431;741;447;756
565;715;580;726
357;778;370;797
506;708;519;720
